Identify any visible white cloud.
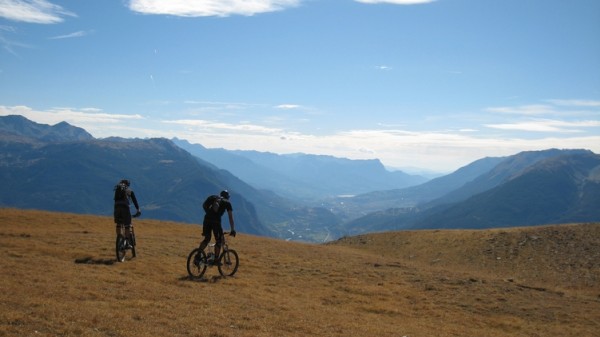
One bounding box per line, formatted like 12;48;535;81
3;103;600;172
0;31;31;55
0;105;143;131
0;24;16;32
486;99;600;118
171;123;600;172
483;100;600;134
128;0;300;17
545;99;600;107
485;119;600;133
163;118;284;135
0;0;75;24
355;0;436;4
49;30;92;40
275;104;301;109
486;104;556;116
184;100;266;109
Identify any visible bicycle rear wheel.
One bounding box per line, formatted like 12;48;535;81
218;249;239;277
187;248;207;279
116;234;126;262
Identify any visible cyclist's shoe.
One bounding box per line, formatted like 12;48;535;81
206;253;216;265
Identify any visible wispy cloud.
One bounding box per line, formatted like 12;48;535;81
545;99;600;107
163;118;284;135
128;0;300;17
483;99;600;134
486;99;600;117
486;104;557;116
0;105;143;127
0;25;16;32
485;119;600;133
0;0;75;24
355;0;436;4
49;30;92;40
275;104;301;110
3;102;600;172
182;100;269;117
0;29;31;55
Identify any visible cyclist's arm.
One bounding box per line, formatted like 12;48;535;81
227;209;235;232
130;191;140;212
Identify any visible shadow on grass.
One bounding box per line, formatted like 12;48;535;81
179;275;224;283
74;256;117;265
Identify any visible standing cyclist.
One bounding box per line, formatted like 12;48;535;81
114;179;141;248
198;190;236;265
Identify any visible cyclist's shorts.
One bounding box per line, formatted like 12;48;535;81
114;205;132;225
202;222;223;242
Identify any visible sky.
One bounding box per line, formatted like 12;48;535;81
1;0;599;173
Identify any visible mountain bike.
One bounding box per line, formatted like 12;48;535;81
115;213;140;262
187;232;239;279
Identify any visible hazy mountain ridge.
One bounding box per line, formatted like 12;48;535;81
344;150;600;234
425;149;592;208
173;138;427;200
321;156;507;221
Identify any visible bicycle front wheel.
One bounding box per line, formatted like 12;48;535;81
187;248;207;279
116;234;126;262
130;232;137;258
218;249;239;277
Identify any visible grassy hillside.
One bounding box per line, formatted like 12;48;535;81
1;208;598;337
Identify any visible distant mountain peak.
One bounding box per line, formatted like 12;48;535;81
0;115;94;142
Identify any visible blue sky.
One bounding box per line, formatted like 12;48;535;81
1;0;599;173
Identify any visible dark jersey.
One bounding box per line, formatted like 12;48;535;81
114;185;139;210
203;195;233;223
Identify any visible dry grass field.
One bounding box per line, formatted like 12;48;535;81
1;208;599;337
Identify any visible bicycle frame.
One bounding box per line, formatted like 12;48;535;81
116;223;135;245
186;231;239;278
115;216;137;262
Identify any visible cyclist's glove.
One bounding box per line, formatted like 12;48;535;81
133;210;141;218
230;230;236;237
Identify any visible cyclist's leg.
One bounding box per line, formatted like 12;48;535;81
213;223;224;260
125;224;133;243
114;206;122;237
198;222;212;251
121;208;133;247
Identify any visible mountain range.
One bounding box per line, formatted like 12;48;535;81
173;138;427;201
0;115;272;236
1;115;599;241
344;149;600;234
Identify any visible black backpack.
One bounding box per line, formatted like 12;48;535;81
114;183;128;201
203;195;221;213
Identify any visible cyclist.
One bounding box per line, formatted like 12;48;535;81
113;179;141;248
198;190;236;265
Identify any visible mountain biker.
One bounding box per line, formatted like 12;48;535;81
114;179;141;248
198;190;236;265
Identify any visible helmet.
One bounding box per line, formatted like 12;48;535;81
120;179;130;187
220;190;230;199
